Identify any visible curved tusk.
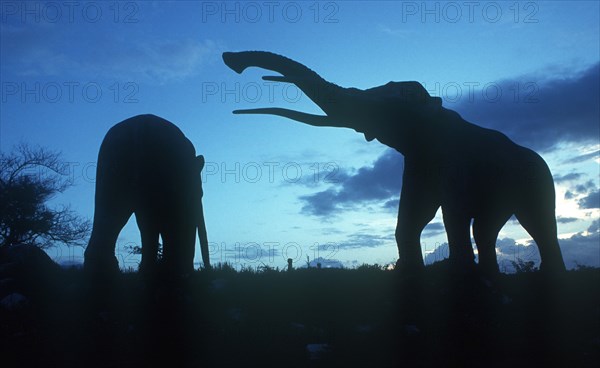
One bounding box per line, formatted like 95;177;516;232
232;108;343;128
262;76;289;82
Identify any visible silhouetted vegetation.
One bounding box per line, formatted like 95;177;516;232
0;144;90;249
511;258;539;273
1;263;598;367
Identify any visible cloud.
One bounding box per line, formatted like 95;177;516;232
377;24;415;38
494;238;541;272
554;172;584;184
300;149;403;216
422;222;446;238
423;238;537;271
1;23;223;83
424;224;600;271
557;217;579;224
562;180;599;209
564;180;596;200
558;221;600;269
562;150;600;164
101;38;223;83
456;62;600;151
337;233;392;249
578;190;600;209
298;189;339;217
432;219;600;269
424;243;450;265
314;233;393;250
589;219;600;233
383;198;400;211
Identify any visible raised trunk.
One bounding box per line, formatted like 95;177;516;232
222;51;359;124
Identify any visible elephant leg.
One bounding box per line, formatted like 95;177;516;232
85;185;132;274
162;220;196;275
513;151;566;272
472;212;512;275
442;209;475;267
395;169;440;272
135;211;160;274
515;206;566;272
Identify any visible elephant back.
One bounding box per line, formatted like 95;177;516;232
98;114;197;190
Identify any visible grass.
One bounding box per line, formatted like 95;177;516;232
1;263;599;367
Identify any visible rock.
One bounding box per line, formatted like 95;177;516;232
0;244;62;297
0;244;61;278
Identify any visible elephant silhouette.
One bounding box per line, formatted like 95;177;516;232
84;114;210;276
223;51;566;275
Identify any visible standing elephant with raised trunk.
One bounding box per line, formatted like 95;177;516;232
223;51;566;275
84;114;210;276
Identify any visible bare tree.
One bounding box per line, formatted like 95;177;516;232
0;144;90;249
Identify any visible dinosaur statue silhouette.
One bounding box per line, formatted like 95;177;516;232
223;51;566;274
84;114;210;276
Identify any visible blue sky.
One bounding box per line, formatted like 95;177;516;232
1;1;598;271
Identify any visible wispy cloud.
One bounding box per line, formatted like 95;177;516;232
554;172;584;183
314;232;394;250
1;23;224;83
562;149;600;164
557;217;579;224
377;24;415;38
337;233;392;249
97;38;223;83
382;198;399;211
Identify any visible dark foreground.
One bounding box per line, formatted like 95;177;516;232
1;263;599;367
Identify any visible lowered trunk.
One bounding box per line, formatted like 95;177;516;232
197;199;210;269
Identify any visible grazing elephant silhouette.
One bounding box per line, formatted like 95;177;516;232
223;51;566;274
84;114;210;276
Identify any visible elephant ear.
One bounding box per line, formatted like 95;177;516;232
195;155;205;173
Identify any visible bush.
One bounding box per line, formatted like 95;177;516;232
510;258;538;273
0;144;90;249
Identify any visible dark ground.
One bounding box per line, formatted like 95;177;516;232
1;263;599;367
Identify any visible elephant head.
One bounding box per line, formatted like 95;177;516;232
222;51;443;153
